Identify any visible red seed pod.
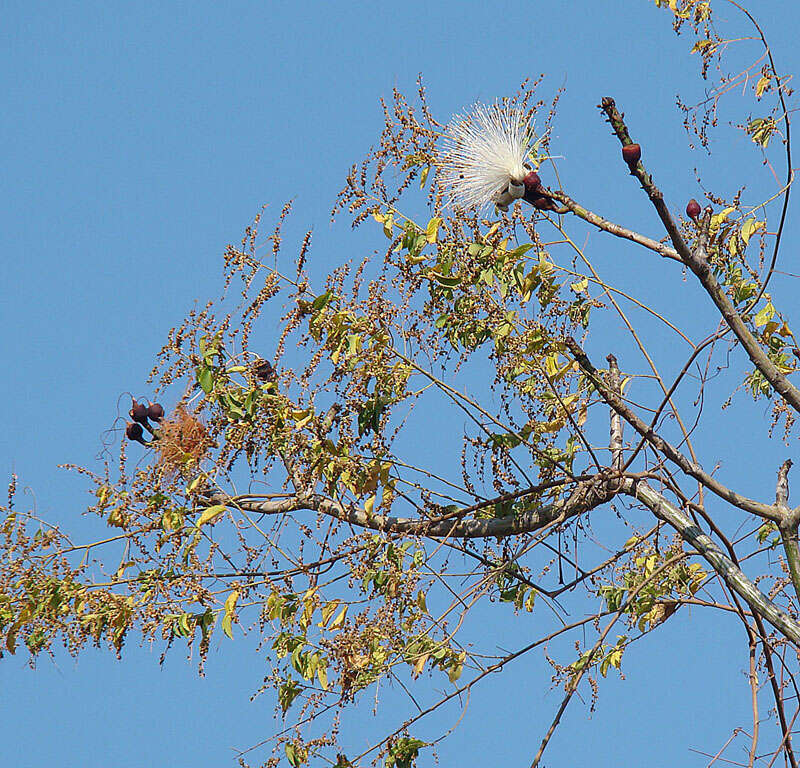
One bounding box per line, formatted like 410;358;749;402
686;199;702;220
125;422;144;442
147;402;165;421
622;143;641;165
130;400;149;424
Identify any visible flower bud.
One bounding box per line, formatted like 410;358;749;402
130;400;149;425
531;196;555;211
523;171;542;192
686;199;701;220
622;143;641;165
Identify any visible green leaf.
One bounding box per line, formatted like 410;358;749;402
311;291;334;312
509;243;534;258
197;366;213;394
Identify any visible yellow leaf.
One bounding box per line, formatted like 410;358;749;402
292;409;314;429
364;495;376;517
198;504;226;526
741;218;765;246
412;653;429;679
419;166;431;188
710;206;736;232
223;590;239;639
372;212;385;223
225;590;240;613
485;222;501;239
318;600;340;628
329;606;347;630
317;664;329;690
756;75;770;99
425;217;442;244
186;475;204;494
754;301;775;327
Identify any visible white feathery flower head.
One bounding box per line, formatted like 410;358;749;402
438;103;534;212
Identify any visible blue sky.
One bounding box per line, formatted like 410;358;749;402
2;1;800;766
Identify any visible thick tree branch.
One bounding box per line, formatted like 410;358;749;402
565;337;781;522
625;477;800;646
204;475;617;540
599;96;800;415
775;460;800;606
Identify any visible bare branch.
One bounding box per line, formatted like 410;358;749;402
546;187;681;262
599;96;800;415
777;459;793;508
565;337;781;522
606;353;623;473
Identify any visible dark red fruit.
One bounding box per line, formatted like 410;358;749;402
622;143;641;165
686;199;701;220
253;358;276;382
147;402;165;421
130;400;149;424
125;422;144;442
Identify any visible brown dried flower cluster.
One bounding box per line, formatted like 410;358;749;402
154;404;213;475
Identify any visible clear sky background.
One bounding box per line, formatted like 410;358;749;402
3;1;800;766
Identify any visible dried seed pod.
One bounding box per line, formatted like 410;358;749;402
686;199;701;220
147;402;165;422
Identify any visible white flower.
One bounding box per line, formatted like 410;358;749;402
438;103;534;212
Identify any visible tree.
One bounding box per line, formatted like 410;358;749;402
3;1;798;765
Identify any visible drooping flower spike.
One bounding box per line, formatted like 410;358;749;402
438;103;548;213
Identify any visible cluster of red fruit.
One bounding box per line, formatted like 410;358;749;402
125;399;165;445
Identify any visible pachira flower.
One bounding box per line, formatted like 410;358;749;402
438;103;549;213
